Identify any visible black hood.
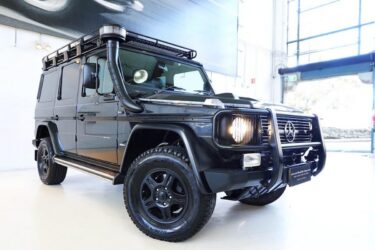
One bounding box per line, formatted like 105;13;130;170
145;92;254;108
143;92;302;113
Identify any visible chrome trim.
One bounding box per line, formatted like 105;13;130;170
139;98;221;107
225;103;251;108
54;157;114;180
99;25;126;40
139;98;251;109
204;98;225;108
284;121;297;143
275;111;315;118
281;142;321;148
267;108;284;189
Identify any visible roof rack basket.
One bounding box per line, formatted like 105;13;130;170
42;26;198;71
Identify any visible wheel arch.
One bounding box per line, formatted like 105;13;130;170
34;121;63;155
115;124;211;193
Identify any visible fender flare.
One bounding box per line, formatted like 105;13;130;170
117;124;210;194
34;121;63;155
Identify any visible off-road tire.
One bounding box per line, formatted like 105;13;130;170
239;186;286;206
37;138;67;185
124;146;216;242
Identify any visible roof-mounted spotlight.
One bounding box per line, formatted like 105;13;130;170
99;25;127;41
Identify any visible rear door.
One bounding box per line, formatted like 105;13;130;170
76;56;119;164
53;62;80;154
35;70;59;120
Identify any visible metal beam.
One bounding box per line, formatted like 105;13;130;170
279;52;375;76
287;21;375;45
372;67;375;153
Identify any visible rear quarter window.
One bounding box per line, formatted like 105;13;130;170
39;70;60;103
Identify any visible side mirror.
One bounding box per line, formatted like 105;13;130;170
83;63;97;89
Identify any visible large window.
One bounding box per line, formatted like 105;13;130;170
119;49;211;95
287;0;375;66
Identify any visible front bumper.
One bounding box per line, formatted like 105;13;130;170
203;109;326;193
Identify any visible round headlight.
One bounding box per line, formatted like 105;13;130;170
229;116;253;144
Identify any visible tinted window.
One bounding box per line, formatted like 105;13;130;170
173;70;205;93
97;58;114;94
39;71;59;102
85;56;114;96
61;63;80;100
85;56;98;96
118;49;210;94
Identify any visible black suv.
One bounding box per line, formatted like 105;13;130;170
33;25;326;242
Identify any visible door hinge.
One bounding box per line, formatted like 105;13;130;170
75;135;77;142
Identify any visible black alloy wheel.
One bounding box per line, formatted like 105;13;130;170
37;138;67;185
139;169;188;223
124;146;216;242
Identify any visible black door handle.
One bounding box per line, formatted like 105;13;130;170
78;114;85;121
51;115;59;121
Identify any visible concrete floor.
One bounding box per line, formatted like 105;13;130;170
1;152;374;250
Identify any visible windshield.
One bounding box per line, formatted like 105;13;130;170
119;49;212;95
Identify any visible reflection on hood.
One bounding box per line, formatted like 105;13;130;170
251;101;303;113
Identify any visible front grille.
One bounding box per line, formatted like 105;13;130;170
260;115;270;144
276;114;313;144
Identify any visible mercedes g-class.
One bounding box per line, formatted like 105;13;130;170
33;25;326;242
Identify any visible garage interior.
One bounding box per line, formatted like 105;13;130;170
0;0;374;249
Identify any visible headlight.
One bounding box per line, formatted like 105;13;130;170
215;113;259;146
229;117;253;144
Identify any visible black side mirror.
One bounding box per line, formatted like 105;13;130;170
83;63;97;89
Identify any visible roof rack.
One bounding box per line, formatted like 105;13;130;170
42;25;198;71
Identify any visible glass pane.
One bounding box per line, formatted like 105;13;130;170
299;44;357;64
298;29;358;64
288;0;299;42
119;49;208;94
287;42;297;57
362;0;375;23
97;59;114;95
287;42;298;66
300;0;359;38
174;71;204;93
360;23;375;54
300;0;339;11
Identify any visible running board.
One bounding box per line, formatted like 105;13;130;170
54;156;118;181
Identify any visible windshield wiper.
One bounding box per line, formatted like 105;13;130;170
156;86;186;93
165;86;186;91
194;90;214;96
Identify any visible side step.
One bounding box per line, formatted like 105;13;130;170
54;156;118;181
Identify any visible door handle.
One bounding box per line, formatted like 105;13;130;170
103;95;116;101
78;114;85;121
51;115;59;121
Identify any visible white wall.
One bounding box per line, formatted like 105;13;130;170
209;0;288;103
0;25;68;170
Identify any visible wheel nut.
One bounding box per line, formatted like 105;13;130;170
156;188;159;191
156;198;158;201
163;203;166;205
169;196;172;199
165;187;167;190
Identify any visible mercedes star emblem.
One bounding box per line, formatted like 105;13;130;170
284;121;296;143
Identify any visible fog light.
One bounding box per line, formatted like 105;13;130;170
243;153;261;169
